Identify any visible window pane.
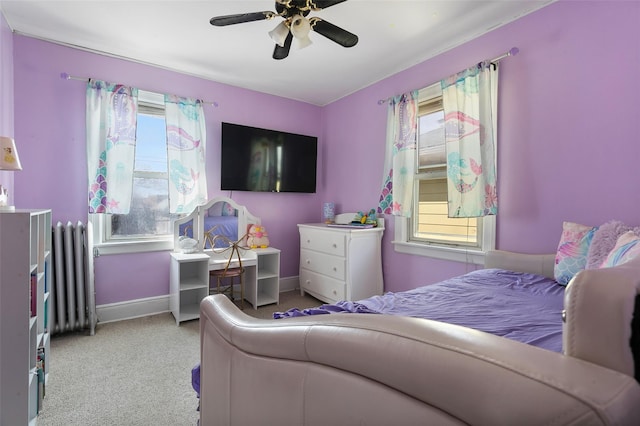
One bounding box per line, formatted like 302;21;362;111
111;108;171;239
414;179;478;245
135;113;167;173
418;110;445;168
111;177;174;237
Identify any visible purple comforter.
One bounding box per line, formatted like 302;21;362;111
275;269;565;353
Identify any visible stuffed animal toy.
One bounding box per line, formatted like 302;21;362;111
247;224;270;248
352;209;378;227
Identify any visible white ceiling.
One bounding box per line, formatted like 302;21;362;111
0;0;555;106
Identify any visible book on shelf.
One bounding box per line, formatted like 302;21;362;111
44;299;49;330
30;272;37;317
37;346;46;411
327;222;376;229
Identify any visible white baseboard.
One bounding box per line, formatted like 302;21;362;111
96;276;302;324
279;276;299;292
96;295;170;324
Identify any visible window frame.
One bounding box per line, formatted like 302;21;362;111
392;83;496;265
89;90;175;255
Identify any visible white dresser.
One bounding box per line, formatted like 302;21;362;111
298;221;384;304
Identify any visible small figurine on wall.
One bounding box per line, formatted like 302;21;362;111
247;224;270;248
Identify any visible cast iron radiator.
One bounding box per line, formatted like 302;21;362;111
51;221;97;336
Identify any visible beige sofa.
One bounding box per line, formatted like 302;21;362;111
199;251;640;425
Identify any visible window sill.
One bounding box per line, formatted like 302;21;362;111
93;239;173;256
393;214;494;265
392;240;486;265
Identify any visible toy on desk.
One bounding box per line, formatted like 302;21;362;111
178;235;199;254
247;224;270;248
352;209;378;227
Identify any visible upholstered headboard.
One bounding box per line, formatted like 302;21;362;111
484;250;556;279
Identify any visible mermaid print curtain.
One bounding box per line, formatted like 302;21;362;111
378;90;418;217
86;80;138;214
164;95;208;214
441;62;498;218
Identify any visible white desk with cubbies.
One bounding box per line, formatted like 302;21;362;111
169;197;280;325
170;247;281;325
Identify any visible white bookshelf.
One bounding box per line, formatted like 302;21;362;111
0;209;52;425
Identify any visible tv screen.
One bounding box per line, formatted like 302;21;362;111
220;122;317;193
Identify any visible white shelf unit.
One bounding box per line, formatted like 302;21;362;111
245;247;280;309
169;252;210;325
0;209;52;425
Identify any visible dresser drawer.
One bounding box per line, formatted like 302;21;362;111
300;248;345;281
300;269;345;303
299;227;346;257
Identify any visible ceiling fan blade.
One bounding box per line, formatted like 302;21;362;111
273;32;294;60
310;0;348;10
311;19;358;47
210;11;273;26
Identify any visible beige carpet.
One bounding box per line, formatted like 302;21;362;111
37;290;322;426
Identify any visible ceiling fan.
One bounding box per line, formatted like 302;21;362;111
209;0;358;60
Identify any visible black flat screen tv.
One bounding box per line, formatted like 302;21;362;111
220;122;317;193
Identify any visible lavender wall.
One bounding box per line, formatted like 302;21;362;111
324;0;640;292
12;37;326;305
0;12;14;200
9;0;640;305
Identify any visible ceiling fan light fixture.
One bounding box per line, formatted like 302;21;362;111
294;35;313;50
209;0;358;58
290;14;312;49
269;21;290;47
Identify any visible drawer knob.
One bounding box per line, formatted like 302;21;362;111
306;260;311;264
332;243;337;248
333;290;337;295
333;267;337;271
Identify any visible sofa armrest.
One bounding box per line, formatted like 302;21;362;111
484;249;556;279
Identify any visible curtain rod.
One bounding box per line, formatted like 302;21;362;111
60;72;219;107
377;47;519;105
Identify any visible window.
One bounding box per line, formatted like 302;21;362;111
90;90;177;254
393;83;495;264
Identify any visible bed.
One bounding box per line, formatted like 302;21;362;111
274;266;565;352
198;248;640;425
173;196;260;251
